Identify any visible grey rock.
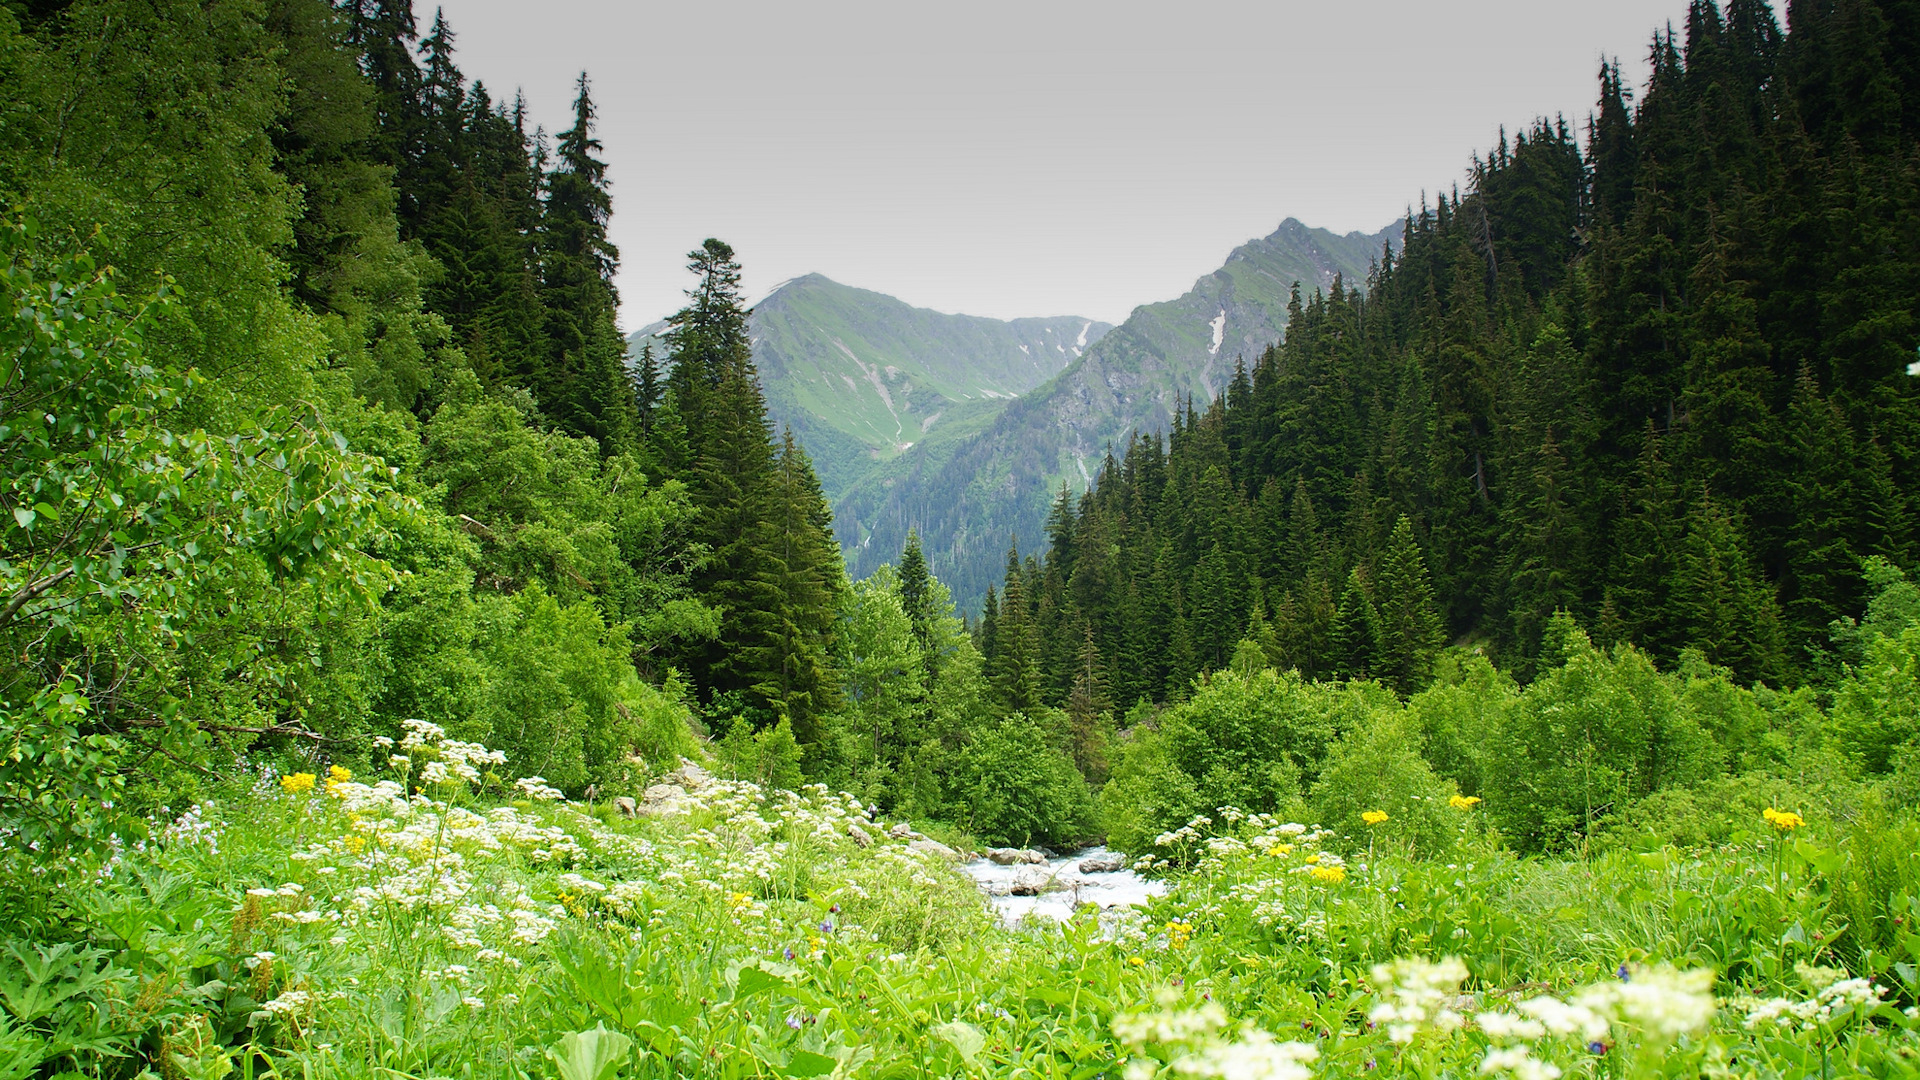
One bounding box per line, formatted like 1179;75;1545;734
613;796;637;818
640;783;691;818
664;761;713;791
847;823;873;848
887;822;914;840
1010;868;1064;896
908;838;961;861
986;847;1047;866
1077;855;1125;874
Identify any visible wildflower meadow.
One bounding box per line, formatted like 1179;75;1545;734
6;714;1916;1080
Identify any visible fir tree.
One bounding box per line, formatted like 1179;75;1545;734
1374;517;1446;693
538;72;632;449
1329;567;1383;681
1671;489;1787;682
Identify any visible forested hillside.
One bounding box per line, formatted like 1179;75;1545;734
988;0;1920;700
0;0;845;842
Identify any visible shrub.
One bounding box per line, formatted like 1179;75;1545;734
959;711;1096;848
1099;722;1204;856
1309;708;1464;858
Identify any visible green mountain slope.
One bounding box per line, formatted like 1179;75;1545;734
627;275;1111;496
836;218;1402;607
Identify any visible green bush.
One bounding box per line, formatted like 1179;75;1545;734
1485;632;1723;853
1099;722;1204;855
959;711;1096;848
1309;708;1465;858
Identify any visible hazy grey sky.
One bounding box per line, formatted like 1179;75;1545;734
430;0;1786;327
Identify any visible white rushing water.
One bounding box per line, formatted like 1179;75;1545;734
958;847;1167;926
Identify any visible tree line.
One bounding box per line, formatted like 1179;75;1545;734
982;0;1920;711
0;0;850;852
5;0;1920;859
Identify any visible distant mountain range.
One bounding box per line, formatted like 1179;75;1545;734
626;275;1111;497
629;217;1401;609
834;218;1403;608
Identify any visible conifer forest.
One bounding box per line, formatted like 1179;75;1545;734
4;0;1920;1077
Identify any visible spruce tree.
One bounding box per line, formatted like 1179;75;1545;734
1374;517;1446;693
1671;489;1787;682
755;430;845;743
898;529;935;654
1329;568;1383;681
663;240;845;732
989;542;1044;712
538;72;633;450
1064;623;1112;782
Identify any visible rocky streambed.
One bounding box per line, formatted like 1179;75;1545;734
958;846;1166;925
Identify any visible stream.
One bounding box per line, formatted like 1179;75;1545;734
958;846;1167;925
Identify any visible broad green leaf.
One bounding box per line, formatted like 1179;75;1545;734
932;1021;985;1065
548;1026;632;1080
785;1051;838;1078
736;967;791;998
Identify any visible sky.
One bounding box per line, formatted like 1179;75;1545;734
429;0;1788;328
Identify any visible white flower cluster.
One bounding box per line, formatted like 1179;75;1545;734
1368;957;1471;1043
1173;1028;1320;1080
1737;963;1887;1032
399;718;506;786
1113;993;1318;1080
156;803;222;854
1477;1044;1560;1080
254;989;313;1024
1467;964;1715;1079
515;776;565;800
1575;967;1717;1040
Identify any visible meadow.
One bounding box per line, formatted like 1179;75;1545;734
7;717;1916;1080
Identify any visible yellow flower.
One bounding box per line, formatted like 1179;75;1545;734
1269;843;1295;857
1449;795;1483;810
1165;921;1194;950
325;764;353;795
1763;808;1806;831
1127;956;1146;967
1309;865;1347;884
1304;853;1321;865
281;773;316;794
1362;810;1390;826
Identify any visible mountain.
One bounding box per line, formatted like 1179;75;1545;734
626;275;1112;496
835;218;1403;608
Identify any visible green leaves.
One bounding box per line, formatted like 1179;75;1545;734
783;1050;839;1078
931;1020;986;1066
0;217;405;854
731;958;799;1000
547;1026;632;1080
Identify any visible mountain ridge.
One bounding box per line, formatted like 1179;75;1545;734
628;275;1111;495
834;217;1404;607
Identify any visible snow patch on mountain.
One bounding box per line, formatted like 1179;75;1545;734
1209;311;1227;356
